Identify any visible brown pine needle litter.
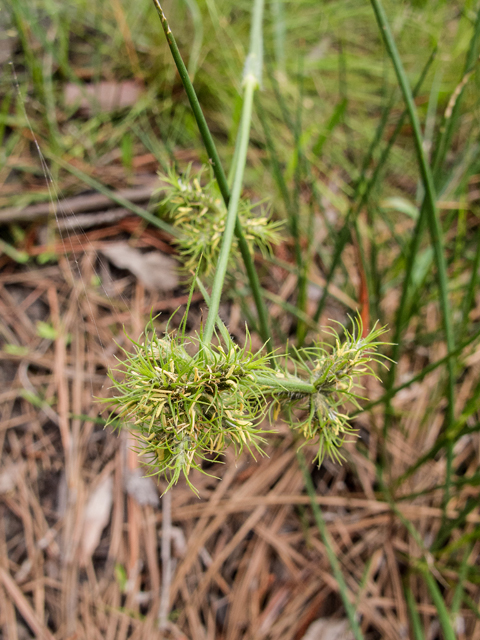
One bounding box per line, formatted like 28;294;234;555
2;0;480;637
0;253;479;639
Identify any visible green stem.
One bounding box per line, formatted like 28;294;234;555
152;1;222;180
203;77;257;343
297;451;365;640
256;375;315;395
313;48;435;324
381;54;434;431
370;0;455;427
421;571;457;640
152;0;272;349
235;217;272;350
405;583;426;640
271;0;286;74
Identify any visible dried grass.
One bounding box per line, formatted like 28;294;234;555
0;236;479;640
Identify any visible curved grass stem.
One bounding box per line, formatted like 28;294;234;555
203;76;257;343
152;0;272;349
370;0;455;428
297;450;365;640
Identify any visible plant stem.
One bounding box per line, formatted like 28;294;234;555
297;451;365;640
200;0;265;344
203;76;257;343
422;570;457;640
256;374;315;395
313;47;436;325
370;0;455;427
152;0;272;349
405;583;426;640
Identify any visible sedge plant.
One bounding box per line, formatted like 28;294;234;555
7;0;480;636
156;163;284;280
101;0;391;498
104;306;389;493
53;0;480;636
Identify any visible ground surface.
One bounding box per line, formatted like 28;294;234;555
1;0;480;638
0;193;479;639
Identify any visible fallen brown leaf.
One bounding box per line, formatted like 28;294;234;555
101;241;179;291
79;475;113;566
64;81;143;114
301;618;354;640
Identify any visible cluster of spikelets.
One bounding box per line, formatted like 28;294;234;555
274;316;390;463
103;320;276;492
103;315;388;493
156;164;284;278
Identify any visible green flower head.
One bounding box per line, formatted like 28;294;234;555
101;313;389;493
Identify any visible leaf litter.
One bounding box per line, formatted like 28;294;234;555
1;134;480;635
1;6;480;637
0;239;479;638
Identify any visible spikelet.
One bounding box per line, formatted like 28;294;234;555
272;315;391;465
102;319;275;493
101;314;389;493
156;164;284;279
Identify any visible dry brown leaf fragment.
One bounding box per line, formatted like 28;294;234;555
101;242;179;291
125;468;160;508
64;80;143;114
301;618;354;640
79;475;113;566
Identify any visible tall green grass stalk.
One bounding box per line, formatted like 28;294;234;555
421;570;457;640
202;0;264;343
369;0;455;429
405;584;426;640
313;49;436;326
297;450;364;640
152;0;272;349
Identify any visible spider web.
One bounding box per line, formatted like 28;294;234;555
5;59;160;406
